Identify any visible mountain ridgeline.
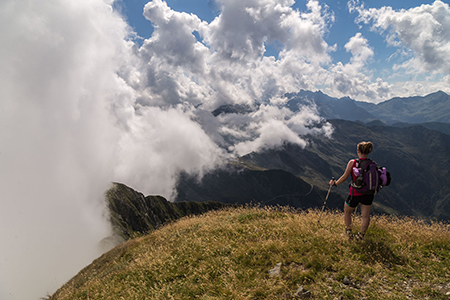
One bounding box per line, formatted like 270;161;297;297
286;90;450;125
106;182;234;239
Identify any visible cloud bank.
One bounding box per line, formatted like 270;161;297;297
1;0;450;299
0;1;133;299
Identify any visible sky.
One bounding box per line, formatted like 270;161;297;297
119;0;450;101
0;0;449;299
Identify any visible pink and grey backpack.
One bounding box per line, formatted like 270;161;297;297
351;159;391;195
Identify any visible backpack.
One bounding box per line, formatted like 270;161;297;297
351;159;391;195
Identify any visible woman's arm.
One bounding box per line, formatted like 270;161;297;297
329;159;354;186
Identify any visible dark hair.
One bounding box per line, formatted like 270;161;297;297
357;141;373;155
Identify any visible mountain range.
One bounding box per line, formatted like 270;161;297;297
286;90;450;126
175;90;450;221
175;119;450;220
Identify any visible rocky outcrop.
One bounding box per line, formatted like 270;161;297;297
106;182;233;240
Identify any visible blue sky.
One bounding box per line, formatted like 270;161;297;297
122;0;437;61
117;0;450;102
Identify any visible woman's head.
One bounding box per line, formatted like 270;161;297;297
357;141;373;155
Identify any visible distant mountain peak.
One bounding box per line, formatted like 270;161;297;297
212;103;253;116
431;90;448;96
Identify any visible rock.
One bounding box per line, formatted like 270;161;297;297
293;286;311;298
343;276;352;285
269;262;282;277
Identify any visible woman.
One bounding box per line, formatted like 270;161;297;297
329;141;374;241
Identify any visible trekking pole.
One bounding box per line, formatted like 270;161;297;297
318;177;335;223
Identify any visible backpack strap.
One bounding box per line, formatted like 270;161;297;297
358;158;373;170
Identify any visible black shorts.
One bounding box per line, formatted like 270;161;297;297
345;194;374;208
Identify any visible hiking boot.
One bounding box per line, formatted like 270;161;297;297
355;232;365;241
346;229;354;240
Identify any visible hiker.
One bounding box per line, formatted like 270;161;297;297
329;141;374;241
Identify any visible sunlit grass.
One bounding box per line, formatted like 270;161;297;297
50;206;450;299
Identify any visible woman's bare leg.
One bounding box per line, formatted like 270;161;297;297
344;203;355;230
359;204;372;234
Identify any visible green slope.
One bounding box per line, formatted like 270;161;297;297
49;207;450;300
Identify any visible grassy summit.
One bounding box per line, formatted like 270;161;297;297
50;207;450;299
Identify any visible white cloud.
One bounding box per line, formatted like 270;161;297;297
114;106;225;199
0;1;133;299
133;0;336;109
226;104;332;156
350;0;450;74
201;0;333;63
121;0;338;160
130;0;450;106
323;32;392;102
345;32;374;67
231;118;308;156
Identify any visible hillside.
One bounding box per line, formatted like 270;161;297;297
175;167;343;210
49;207;450;299
355;91;450;124
392;122;450;136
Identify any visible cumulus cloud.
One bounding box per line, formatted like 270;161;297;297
324;32;392;101
345;32;374;67
203;0;333;63
349;0;450;74
133;0;336;109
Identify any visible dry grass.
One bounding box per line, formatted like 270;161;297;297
50;206;450;299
